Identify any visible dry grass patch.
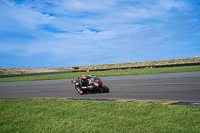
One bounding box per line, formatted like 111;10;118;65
1;57;200;75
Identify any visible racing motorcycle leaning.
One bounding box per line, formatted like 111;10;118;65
71;75;109;95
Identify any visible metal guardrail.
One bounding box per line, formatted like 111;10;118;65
74;63;200;72
0;63;200;78
0;71;73;78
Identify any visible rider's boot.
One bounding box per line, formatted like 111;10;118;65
79;90;84;95
75;86;84;95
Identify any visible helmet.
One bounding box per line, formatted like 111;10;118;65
81;74;87;80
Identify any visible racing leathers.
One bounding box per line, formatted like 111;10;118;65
75;74;89;95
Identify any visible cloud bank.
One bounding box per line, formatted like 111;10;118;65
0;0;200;68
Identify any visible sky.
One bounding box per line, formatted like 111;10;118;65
0;0;200;68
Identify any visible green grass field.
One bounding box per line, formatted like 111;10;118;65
1;66;200;132
1;99;200;133
0;65;200;82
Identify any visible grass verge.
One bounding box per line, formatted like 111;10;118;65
0;99;199;133
0;65;200;82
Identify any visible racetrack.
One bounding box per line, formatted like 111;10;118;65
0;72;200;103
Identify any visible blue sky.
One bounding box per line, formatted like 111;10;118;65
0;0;200;68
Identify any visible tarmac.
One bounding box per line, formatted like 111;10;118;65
1;71;200;106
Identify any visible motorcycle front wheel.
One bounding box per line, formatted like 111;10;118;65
102;85;109;92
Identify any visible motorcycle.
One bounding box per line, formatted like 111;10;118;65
71;75;109;95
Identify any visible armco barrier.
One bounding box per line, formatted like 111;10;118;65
0;71;73;78
74;62;200;72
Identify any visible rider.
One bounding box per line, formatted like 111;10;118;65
76;74;89;95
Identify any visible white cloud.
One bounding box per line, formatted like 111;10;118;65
0;0;55;32
63;0;103;11
157;0;187;10
0;0;199;67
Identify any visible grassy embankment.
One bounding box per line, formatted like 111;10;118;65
0;65;200;82
1;57;200;74
1;99;200;133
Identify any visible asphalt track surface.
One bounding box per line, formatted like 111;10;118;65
0;72;200;105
